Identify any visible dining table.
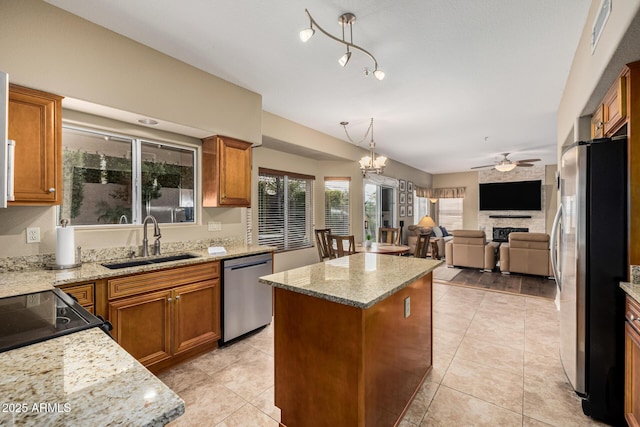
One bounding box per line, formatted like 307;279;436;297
354;242;411;255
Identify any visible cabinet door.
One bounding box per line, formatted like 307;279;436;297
626;321;640;427
603;74;627;137
8;85;62;204
109;289;173;367
202;135;251;207
218;136;251;206
591;104;604;139
172;279;221;355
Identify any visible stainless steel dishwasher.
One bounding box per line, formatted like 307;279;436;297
221;253;273;344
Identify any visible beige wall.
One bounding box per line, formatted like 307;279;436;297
0;0;262;143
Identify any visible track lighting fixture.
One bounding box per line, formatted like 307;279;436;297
299;9;385;80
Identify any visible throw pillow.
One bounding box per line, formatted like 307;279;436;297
432;226;443;237
440;226;449;236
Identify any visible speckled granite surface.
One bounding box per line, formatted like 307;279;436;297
0;328;184;427
259;253;442;309
0;244;275;299
621;281;640;303
631;265;640;285
0;243;274;426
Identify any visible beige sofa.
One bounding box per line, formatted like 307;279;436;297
499;232;553;277
445;230;499;271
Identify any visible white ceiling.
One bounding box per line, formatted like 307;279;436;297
45;0;591;174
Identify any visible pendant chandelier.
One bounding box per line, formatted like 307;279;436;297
341;118;387;175
299;9;385;80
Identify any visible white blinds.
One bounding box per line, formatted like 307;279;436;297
324;178;350;235
258;169;314;252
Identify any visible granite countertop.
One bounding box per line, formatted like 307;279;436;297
619;266;640;301
259;253;442;309
0;245;274;299
0;328;184;426
0;244;274;426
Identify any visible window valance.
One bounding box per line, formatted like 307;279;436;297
415;186;466;199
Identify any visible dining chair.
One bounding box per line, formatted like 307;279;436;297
328;234;356;258
414;234;430;258
378;227;400;245
314;228;333;261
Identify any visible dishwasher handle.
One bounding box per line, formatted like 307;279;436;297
225;260;271;271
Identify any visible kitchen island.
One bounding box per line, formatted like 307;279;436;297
260;253;441;426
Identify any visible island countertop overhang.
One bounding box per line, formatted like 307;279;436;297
259;253;442;309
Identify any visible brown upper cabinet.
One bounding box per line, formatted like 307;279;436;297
591;68;628;139
8;85;63;205
202;135;252;207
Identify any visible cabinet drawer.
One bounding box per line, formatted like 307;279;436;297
108;261;220;300
58;283;94;307
627;295;640;334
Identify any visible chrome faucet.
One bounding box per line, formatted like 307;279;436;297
141;215;162;257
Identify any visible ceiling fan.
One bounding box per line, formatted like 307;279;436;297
471;153;541;172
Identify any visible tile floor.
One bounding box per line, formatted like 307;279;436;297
160;282;610;426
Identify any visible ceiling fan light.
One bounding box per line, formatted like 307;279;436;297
338;51;351;67
495;163;517;172
299;27;315;42
373;69;385;80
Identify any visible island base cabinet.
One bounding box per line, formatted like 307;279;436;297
274;273;432;427
626;295;640;427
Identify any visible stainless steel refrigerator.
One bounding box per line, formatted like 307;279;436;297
551;136;627;425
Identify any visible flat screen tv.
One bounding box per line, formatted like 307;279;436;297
479;180;542;211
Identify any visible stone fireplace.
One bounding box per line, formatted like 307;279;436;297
477;166;547;238
492;227;529;242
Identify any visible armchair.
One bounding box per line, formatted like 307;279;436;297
445;230;499;271
499;232;553;277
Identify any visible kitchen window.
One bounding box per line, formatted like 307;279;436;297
258;168;314;252
324;177;350;235
59;126;196;226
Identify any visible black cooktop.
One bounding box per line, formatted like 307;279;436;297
0;288;106;353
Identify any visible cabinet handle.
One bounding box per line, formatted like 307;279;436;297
167;297;173;302
596;121;604;130
627;312;639;322
48;187;56;193
175;295;181;300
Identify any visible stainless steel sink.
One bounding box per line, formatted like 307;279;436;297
102;253;199;270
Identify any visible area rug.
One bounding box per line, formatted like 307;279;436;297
433;265;557;300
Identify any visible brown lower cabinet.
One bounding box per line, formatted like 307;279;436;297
626;295;640;427
107;262;221;372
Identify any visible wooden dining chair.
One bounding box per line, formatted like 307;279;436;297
314;228;333;261
414;234;430;258
328;234;356;258
378;227;400;245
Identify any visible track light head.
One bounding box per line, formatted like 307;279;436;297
373;69;385;81
299;27;315;42
338;51;351;67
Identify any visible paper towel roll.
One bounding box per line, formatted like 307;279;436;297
56;226;75;266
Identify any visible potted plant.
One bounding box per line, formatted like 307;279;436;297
365;233;372;248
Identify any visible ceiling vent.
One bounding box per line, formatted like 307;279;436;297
591;0;612;54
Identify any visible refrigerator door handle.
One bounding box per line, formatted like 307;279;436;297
550;204;562;290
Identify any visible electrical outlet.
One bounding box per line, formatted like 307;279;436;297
404;296;411;318
26;293;40;307
26;227;40;243
208;221;222;232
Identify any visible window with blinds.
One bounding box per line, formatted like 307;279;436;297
438;198;463;230
258;168;314;252
324;178;350;235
